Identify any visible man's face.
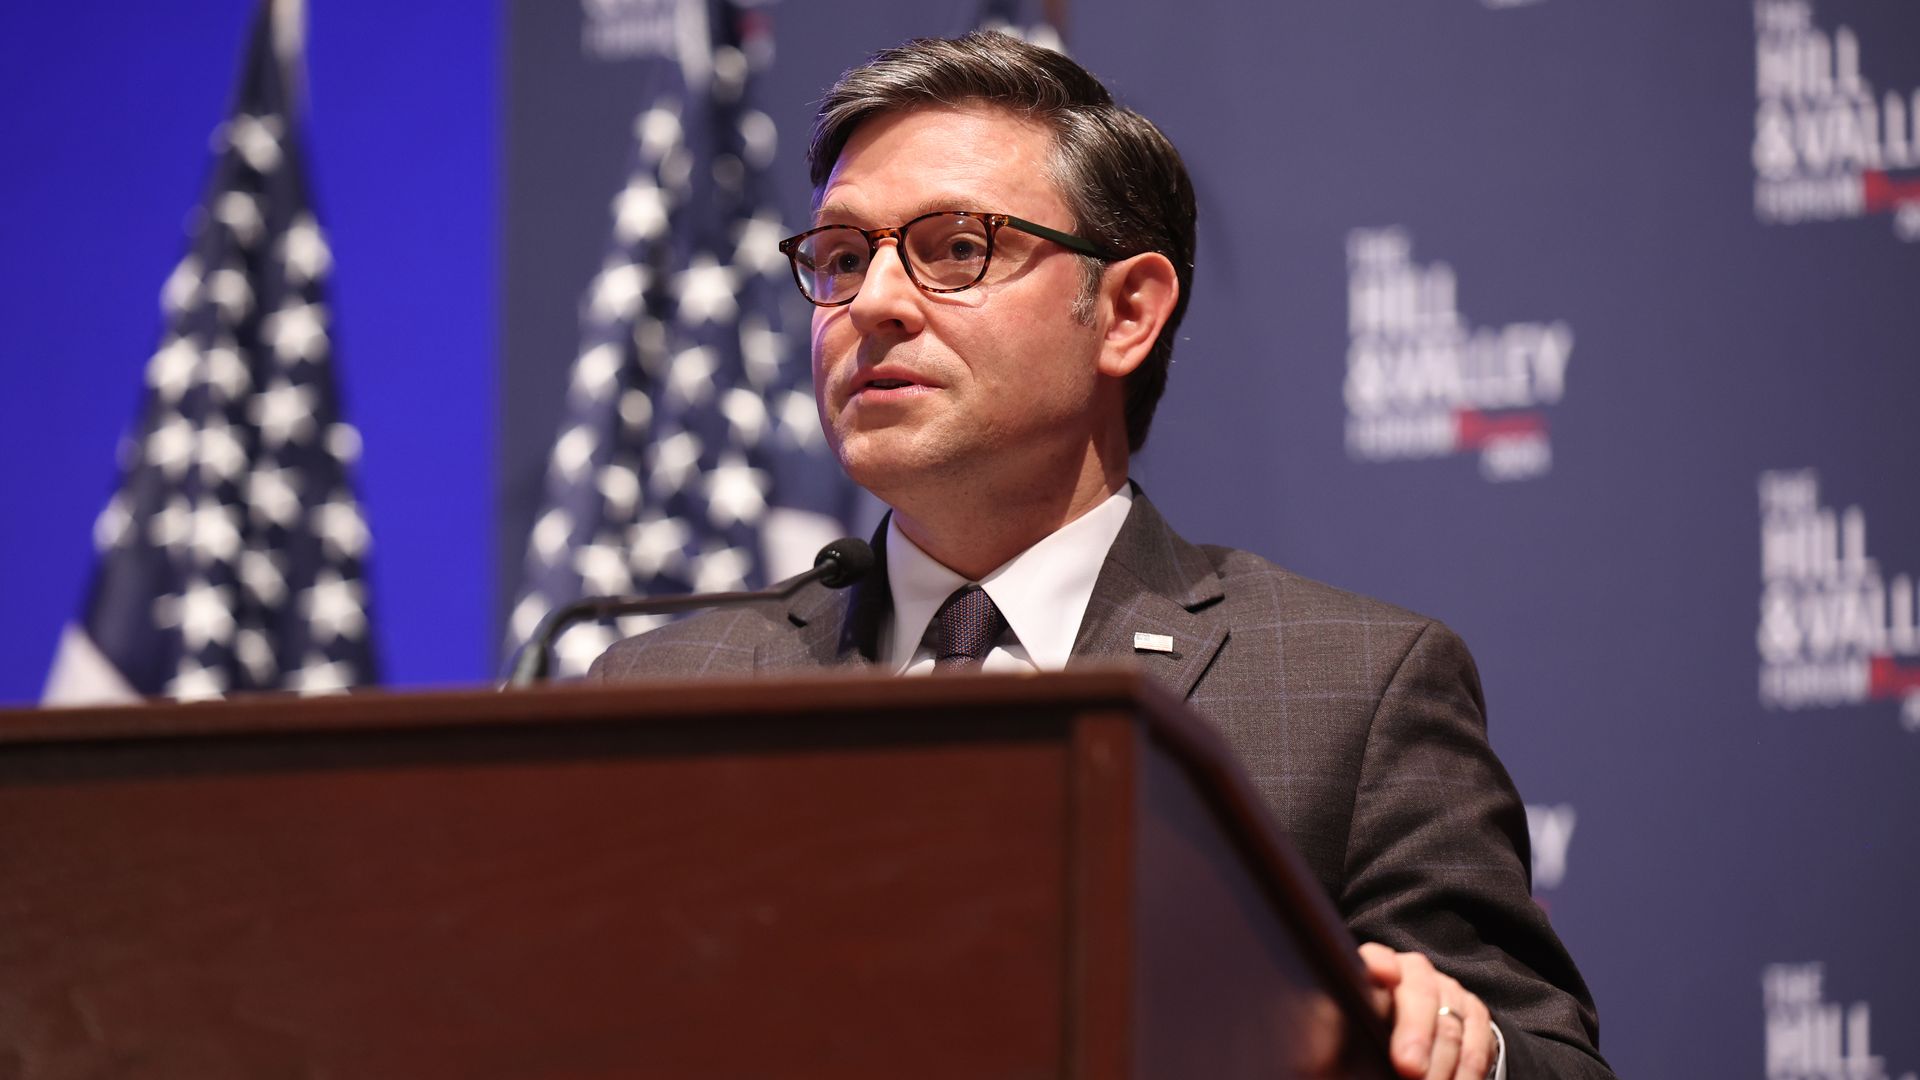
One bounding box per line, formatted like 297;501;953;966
810;104;1108;505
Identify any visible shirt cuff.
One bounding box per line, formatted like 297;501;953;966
1488;1019;1507;1080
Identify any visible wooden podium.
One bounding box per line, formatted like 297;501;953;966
0;671;1394;1079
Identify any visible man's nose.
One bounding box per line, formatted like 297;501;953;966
847;240;925;335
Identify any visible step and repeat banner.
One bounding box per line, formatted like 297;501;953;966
502;1;1919;1075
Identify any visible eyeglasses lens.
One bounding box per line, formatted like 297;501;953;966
904;213;992;290
792;227;869;305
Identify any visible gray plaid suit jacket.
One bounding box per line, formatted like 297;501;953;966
591;490;1613;1078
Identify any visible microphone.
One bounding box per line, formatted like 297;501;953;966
505;537;876;688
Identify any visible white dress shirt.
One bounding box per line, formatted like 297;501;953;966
878;483;1507;1079
882;486;1133;674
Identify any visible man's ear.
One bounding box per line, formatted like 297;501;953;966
1095;252;1179;379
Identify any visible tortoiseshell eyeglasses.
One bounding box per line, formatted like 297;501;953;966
777;210;1114;307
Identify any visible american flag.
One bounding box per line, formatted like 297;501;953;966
43;0;378;704
507;0;859;678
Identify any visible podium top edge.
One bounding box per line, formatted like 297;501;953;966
0;667;1187;747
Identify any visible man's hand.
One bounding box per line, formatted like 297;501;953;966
1359;943;1497;1080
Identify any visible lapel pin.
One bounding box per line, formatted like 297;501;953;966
1133;632;1175;654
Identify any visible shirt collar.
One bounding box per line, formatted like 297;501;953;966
884;485;1135;673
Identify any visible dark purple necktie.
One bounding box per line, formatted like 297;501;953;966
933;585;1007;672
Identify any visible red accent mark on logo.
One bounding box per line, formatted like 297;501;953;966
1454;409;1547;451
1867;655;1920;699
1862;170;1920;214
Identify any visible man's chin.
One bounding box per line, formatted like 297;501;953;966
832;430;953;499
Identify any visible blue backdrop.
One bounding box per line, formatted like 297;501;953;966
6;1;1919;1076
0;0;497;693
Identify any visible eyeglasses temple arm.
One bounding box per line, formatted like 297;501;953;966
1002;214;1118;260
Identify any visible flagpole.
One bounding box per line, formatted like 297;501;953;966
271;0;308;118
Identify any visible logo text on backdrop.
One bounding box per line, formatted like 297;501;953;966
1758;469;1920;732
1344;227;1573;483
1753;0;1920;241
1764;963;1916;1080
582;0;679;62
1523;803;1576;892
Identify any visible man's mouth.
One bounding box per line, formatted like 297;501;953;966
849;367;935;398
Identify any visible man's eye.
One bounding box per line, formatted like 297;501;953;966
926;231;986;263
811;247;863;274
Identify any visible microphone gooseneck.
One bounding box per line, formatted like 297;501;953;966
505;537;875;689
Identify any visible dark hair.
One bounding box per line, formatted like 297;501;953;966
809;32;1197;453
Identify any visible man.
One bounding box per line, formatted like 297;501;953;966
593;32;1613;1080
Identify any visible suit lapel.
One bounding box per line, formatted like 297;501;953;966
754;523;890;673
1069;489;1227;700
